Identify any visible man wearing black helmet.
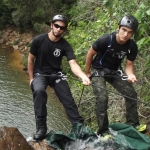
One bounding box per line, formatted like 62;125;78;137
85;15;140;136
28;14;91;141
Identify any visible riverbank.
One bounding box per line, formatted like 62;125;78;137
0;26;36;69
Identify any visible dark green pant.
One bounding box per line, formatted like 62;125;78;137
92;74;139;133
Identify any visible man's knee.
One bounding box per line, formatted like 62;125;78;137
33;90;47;101
127;89;137;98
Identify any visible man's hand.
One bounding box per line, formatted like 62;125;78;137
127;74;137;83
29;79;33;86
81;75;91;86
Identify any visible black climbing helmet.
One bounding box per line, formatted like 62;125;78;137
119;15;138;31
52;15;68;28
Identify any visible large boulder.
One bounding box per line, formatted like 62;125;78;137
0;126;33;150
0;126;55;150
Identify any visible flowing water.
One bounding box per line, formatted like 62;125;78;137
0;46;71;139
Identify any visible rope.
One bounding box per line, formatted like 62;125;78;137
35;73;150;107
78;85;85;107
67;76;150;107
135;80;150;89
90;82;149;105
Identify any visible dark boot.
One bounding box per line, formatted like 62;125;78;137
97;128;109;136
33;117;47;141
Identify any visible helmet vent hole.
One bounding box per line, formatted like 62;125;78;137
127;20;131;23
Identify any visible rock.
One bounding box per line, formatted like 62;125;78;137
23;66;28;71
0;126;33;150
13;45;19;50
6;27;14;33
29;140;55;150
0;27;35;55
0;39;4;44
0;126;55;150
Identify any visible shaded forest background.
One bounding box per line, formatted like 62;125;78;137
0;0;150;131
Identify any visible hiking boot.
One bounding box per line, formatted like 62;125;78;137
101;134;113;142
135;124;146;132
97;128;109;136
33;117;47;141
97;129;113;142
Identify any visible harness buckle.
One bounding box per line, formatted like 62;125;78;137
117;70;128;80
95;70;99;76
122;75;128;80
58;71;67;80
117;70;123;76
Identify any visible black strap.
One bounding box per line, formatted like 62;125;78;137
99;33;113;65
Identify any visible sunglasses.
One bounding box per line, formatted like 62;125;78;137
53;24;66;30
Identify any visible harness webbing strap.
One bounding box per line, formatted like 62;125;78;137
100;34;113;65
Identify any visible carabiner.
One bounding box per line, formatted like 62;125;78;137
58;71;63;76
95;70;99;76
122;75;128;80
117;70;123;76
58;71;67;80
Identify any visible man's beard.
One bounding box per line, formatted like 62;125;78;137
52;31;62;37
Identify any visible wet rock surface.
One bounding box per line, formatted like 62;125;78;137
29;140;54;150
0;126;54;150
0;126;33;150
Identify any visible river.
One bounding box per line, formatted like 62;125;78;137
0;45;71;139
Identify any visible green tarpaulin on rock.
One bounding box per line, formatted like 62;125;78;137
45;122;150;150
109;123;150;150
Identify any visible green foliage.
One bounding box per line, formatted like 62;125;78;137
22;53;28;66
65;0;150;127
33;22;49;34
0;1;14;29
2;0;76;32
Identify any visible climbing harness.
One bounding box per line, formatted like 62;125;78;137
90;69;128;81
35;71;68;80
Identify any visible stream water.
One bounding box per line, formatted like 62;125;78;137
0;46;71;139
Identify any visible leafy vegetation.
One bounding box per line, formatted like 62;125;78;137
0;0;150;131
66;0;150;130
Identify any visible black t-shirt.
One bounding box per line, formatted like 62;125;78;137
92;32;138;70
30;33;75;74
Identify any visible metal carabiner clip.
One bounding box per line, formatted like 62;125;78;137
121;75;128;80
58;71;67;80
117;70;123;76
117;70;128;80
58;71;63;76
95;70;99;76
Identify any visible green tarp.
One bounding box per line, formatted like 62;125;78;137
45;122;150;150
109;123;150;150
